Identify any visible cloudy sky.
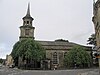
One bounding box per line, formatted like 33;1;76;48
0;0;95;59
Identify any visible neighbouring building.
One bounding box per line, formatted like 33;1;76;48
8;3;92;69
92;0;100;68
6;55;14;67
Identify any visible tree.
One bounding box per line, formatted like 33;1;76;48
55;39;69;42
0;58;3;64
11;39;46;68
87;34;97;66
64;46;92;68
87;34;96;46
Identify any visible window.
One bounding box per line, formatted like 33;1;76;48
25;29;29;35
27;21;29;25
53;52;58;64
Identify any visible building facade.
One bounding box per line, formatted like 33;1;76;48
37;40;92;69
17;4;92;69
6;55;14;67
92;0;100;67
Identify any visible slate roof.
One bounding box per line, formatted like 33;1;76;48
36;40;92;51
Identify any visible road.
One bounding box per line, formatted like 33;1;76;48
0;66;99;75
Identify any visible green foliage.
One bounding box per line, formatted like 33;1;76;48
11;39;46;62
64;46;92;68
55;39;69;42
0;58;3;64
87;34;96;46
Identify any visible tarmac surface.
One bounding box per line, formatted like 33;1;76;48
0;66;99;75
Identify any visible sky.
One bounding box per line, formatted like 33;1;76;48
0;0;95;59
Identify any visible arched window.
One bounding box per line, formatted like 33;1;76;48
52;52;58;64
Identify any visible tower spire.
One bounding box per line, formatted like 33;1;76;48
23;3;33;20
26;2;30;16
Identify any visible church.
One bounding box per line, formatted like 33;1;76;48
6;4;92;70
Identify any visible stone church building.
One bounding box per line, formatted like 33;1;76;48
7;4;92;69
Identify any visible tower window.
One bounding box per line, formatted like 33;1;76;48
25;29;29;35
27;21;29;24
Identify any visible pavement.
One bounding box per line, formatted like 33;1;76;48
79;69;100;75
0;66;100;75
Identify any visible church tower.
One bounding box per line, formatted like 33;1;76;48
19;3;35;41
